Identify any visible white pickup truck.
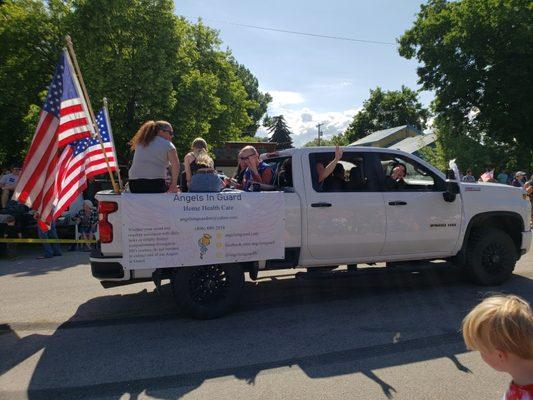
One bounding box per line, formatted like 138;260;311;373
91;147;532;318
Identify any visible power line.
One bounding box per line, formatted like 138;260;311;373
187;17;396;46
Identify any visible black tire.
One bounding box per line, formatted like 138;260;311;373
171;264;244;319
465;228;517;285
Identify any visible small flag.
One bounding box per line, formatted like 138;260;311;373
53;108;117;219
480;170;494;182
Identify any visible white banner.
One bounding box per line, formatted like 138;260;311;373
121;192;285;270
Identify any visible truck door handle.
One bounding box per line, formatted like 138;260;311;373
388;201;407;206
311;202;332;208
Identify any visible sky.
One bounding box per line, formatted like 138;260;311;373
175;0;432;146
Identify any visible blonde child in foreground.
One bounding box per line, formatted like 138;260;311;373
462;294;533;400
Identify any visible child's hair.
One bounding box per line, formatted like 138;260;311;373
191;137;213;168
462;294;533;359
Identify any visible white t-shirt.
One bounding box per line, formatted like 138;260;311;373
128;136;176;180
0;174;19;187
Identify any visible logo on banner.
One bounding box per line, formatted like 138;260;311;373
198;234;212;259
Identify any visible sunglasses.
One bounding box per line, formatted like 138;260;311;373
239;154;256;161
162;129;174;136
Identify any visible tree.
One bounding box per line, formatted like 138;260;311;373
171;21;255;156
399;0;533;170
267;115;293;149
230;59;272;137
344;86;429;143
303;134;348;147
67;0;181;160
417;119;509;176
0;0;64;165
0;2;268;165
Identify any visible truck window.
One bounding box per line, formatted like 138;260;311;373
309;152;368;192
263;157;293;189
377;153;445;191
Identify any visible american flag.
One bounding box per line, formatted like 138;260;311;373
53;108;117;219
14;50;92;229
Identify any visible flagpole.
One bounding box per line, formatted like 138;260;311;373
103;97;123;190
64;35;120;194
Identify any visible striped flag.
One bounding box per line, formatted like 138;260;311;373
480;170;494;182
53;108;117;219
14;50;93;229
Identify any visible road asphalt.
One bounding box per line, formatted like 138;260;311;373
0;247;532;400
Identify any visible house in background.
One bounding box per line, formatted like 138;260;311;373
388;133;437;157
349;125;436;156
349;125;420;148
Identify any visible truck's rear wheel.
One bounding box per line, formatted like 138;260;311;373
171;264;244;319
465;228;517;285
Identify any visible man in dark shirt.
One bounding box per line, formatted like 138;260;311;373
384;164;407;190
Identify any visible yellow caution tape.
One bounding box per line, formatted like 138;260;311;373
0;238;97;244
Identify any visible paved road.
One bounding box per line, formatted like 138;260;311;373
0;248;532;400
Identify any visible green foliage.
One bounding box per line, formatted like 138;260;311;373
66;0;180;159
267;115;293;149
0;1;271;165
237;136;269;143
399;0;533;170
0;0;64;165
344;86;429;143
230;59;272;137
303;134;349;147
418;119;514;176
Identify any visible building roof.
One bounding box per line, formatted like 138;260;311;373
388;133;437;154
349;125;412;146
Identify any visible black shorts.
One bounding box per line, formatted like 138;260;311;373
128;179;167;193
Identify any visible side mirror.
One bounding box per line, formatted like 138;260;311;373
445;169;456;180
443;181;460;202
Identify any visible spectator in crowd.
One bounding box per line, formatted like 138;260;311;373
239;145;273;191
184;138;222;193
128;120;180;193
462;169;476;183
72;200;98;251
34;212;62;259
525;175;533;226
0;214;17;259
315;146;343;191
512;172;528;188
0;166;20;208
497;169;509;185
462;294;533;400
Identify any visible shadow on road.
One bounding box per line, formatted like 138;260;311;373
0;250;88;278
2;262;531;399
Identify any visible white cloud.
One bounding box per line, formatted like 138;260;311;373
268;90;305;107
259;105;360;147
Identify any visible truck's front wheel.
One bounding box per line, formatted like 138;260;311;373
171;264;244;319
465;228;517;285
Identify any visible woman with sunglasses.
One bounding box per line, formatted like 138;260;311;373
128;120;180;193
238;145;273;191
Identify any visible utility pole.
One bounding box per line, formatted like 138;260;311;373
316;123;324;146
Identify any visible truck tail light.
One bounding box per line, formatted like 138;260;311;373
98;201;118;243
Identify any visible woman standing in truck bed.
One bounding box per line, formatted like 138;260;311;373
128;120;180;193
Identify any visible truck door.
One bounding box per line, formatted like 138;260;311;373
373;152;462;256
305;150;386;260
